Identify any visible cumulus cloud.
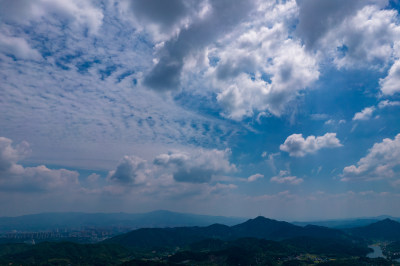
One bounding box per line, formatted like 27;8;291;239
206;3;319;120
214;37;319;119
143;0;256;91
342;133;400;181
270;170;303;185
107;155;147;184
106;148;236;188
102;148;238;204
297;0;400;79
119;0;207;41
0;137;79;192
154;149;236;183
247;173;264;182
280;133;342;157
296;0;388;49
352;106;376;121
0;137;30;171
380;60;400;95
331;5;400;69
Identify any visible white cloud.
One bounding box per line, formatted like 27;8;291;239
280;133;342;157
342;133;400;181
0;33;41;60
106;148;236;187
297;1;400;69
107;155;147;185
142;0;257;91
154;148;236;183
378;100;400;108
0;1;241;170
296;0;400;99
328;5;400;69
247;173;264;182
325;119;346;125
352;106;376;121
209;15;319;120
0;0;104;34
0;137;79;192
311;113;329;120
100;148;239;207
270;170;303;185
296;0;389;49
380;60;400;95
214;35;319;119
134;0;319;120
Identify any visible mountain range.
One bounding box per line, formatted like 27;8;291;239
2;210;398;233
2;214;400;265
0;210;245;232
104;216;380;249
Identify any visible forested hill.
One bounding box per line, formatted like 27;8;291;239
347;218;400;241
104;216;351;248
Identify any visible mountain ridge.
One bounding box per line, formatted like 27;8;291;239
104;215;352;248
0;210;246;232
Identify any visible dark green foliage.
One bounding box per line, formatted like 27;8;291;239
120;260;167;265
0;242;130;265
282;260;311;265
283;236;371;257
189;238;227;251
105;224;235;249
167;238;290;265
162;237;373;265
385;240;400;259
319;257;394;265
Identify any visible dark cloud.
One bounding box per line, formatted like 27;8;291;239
144;0;256;91
153;149;235;183
296;0;388;48
127;0;189;30
108;156;146;184
173;167;213;183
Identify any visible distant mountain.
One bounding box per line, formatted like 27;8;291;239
347;218;400;241
232;216;299;239
292;215;400;229
232;216;347;240
0;210;245;232
104;216;350;249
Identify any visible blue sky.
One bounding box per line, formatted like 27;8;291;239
1;0;400;220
